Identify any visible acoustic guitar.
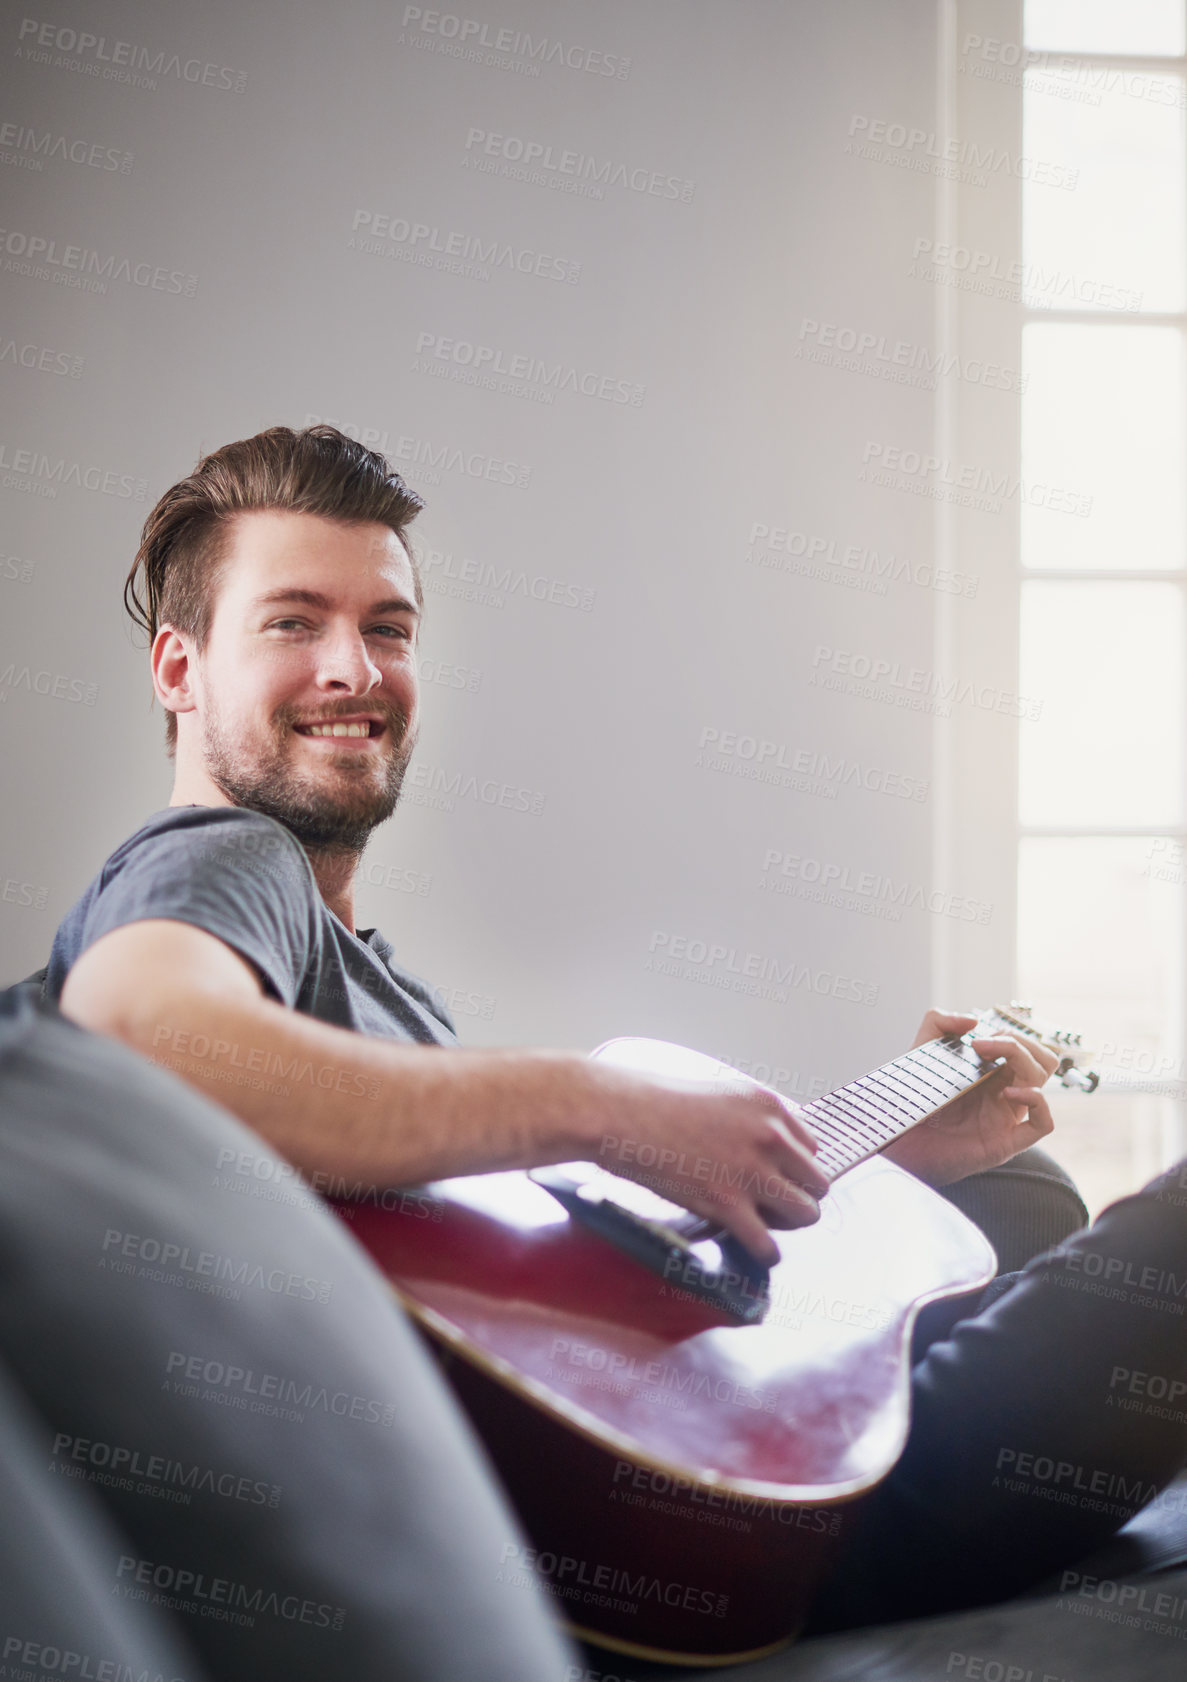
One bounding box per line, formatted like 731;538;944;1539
329;1005;1097;1667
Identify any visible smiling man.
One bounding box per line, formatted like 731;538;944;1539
44;424;1055;1262
155;511;423;933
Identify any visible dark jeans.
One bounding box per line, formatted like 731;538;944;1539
807;1153;1187;1632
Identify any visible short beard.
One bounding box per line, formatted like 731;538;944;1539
203;704;417;856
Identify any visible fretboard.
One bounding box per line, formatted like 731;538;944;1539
799;1033;994;1181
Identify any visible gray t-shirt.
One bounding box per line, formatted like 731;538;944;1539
45;805;458;1046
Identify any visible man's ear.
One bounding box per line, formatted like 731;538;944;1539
150;624;197;720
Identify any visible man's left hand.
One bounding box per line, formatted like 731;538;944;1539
880;1009;1059;1187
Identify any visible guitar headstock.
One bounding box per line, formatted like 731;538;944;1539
973;1001;1099;1092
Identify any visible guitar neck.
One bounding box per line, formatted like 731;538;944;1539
799;1032;998;1181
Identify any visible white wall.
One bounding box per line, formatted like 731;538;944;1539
0;0;954;1097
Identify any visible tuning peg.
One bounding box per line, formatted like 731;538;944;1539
1060;1066;1100;1093
1009;1001;1033;1018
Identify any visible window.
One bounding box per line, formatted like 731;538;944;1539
941;0;1187;1215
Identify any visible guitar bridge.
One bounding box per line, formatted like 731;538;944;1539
530;1168;771;1323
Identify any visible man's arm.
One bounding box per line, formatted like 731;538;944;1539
59;919;828;1264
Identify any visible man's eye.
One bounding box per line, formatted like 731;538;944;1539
370;624;411;639
269;619;305;631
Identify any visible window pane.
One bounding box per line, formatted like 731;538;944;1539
1023;68;1186;313
1021;324;1187;569
1025;0;1185;56
1018;836;1184;1216
1019;582;1184;827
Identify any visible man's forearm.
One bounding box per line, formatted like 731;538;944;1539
119;986;602;1185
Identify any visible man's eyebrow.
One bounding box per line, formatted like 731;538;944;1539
250;587;420;617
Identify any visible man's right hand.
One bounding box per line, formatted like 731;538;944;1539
580;1062;828;1266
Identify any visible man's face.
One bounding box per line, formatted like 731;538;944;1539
186;509;421;851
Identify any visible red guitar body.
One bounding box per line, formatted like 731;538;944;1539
331;1033;998;1665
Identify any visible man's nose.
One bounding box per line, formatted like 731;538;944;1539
315;630;382;690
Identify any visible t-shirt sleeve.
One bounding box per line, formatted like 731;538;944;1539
74;810;320;1008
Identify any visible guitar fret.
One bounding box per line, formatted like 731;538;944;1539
921;1040;979;1071
794;1030;1004;1175
909;1055;969;1096
920;1043;985;1084
806;1090;881;1127
841;1076;901;1118
877;1065;952;1111
824;1089;892;1135
820;1101;895;1153
863;1072;931;1121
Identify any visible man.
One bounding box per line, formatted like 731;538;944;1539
39;426;1187;1639
47;424;1056;1257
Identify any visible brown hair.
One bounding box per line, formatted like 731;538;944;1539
124;424;425;756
